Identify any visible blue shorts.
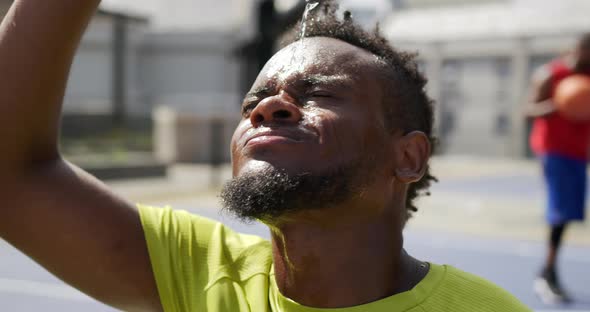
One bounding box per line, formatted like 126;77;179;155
542;154;587;225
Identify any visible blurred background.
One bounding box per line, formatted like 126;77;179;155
1;0;590;311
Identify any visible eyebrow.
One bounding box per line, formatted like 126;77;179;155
302;74;353;88
244;86;273;99
244;74;354;100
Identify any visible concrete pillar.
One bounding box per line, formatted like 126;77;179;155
153;106;238;164
112;14;128;125
509;37;530;158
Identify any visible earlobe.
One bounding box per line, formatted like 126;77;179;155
394;131;431;183
395;168;423;183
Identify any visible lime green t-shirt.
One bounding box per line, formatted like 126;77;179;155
139;205;531;312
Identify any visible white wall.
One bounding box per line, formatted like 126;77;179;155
126;20;151;115
403;0;501;8
63;17;114;114
139;32;242;117
438;58;513;156
151;0;255;36
392;34;584;158
383;0;590;158
339;0;392;27
62;15;151;115
55;10;243;117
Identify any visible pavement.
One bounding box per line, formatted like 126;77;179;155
1;156;590;311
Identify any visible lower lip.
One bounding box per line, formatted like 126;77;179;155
246;136;300;147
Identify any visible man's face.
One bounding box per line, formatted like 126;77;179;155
231;37;389;178
222;37;396;222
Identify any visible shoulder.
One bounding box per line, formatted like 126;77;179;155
138;204;271;265
422;265;531;312
138;205;273;311
138;204;272;283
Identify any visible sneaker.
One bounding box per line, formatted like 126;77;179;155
533;269;571;304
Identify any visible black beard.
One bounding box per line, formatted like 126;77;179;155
220;162;365;224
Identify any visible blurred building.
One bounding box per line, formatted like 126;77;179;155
383;0;590;158
392;0;499;8
0;2;149;117
68;10;149;118
6;0;585;161
84;0;396;163
0;0;246;163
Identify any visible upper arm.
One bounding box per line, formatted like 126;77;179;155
0;159;162;311
140;206;273;312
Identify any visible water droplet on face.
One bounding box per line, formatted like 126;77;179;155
267;2;323;84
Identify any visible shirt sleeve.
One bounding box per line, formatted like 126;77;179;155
138;205;271;312
138;205;216;311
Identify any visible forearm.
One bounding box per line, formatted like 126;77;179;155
0;0;100;168
0;4;164;309
524;99;556;118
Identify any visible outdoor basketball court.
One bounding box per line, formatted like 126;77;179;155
1;157;589;311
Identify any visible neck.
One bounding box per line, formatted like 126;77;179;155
268;202;427;308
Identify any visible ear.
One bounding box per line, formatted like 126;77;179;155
393;131;431;183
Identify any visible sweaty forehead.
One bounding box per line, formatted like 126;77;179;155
256;37;382;85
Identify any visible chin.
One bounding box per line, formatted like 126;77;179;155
237;158;319;177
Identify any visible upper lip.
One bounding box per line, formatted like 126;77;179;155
243;127;318;147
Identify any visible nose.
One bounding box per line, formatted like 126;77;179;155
249;92;303;127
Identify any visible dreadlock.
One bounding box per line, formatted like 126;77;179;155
280;0;438;221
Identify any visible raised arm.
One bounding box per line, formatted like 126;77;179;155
524;65;556;118
0;1;161;311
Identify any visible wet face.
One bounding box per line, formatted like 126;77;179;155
221;37;397;221
231;37;389;179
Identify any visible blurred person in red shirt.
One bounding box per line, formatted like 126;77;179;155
526;33;590;304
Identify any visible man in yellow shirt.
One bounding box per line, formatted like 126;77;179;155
0;0;530;311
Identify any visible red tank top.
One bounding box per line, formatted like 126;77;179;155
529;60;590;160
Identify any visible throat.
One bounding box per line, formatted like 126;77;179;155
270;220;427;308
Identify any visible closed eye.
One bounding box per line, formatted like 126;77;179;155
241;102;258;117
308;90;333;98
